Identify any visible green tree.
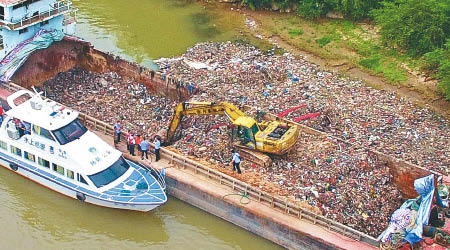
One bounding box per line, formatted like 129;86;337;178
338;0;384;19
297;0;338;19
371;0;450;56
240;0;272;10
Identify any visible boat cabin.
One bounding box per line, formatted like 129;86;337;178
0;0;76;59
0;90;125;190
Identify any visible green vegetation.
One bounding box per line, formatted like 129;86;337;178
423;42;450;100
240;0;385;20
240;0;450;100
288;29;303;37
315;36;333;47
371;0;449;56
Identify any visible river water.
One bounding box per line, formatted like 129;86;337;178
0;1;283;249
72;0;250;62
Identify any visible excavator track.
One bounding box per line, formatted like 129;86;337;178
234;144;272;168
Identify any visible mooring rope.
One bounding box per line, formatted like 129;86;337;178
222;193;251;205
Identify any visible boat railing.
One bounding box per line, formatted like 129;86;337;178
135;162;166;191
63;14;76;26
3;82;377;247
75;113;378;247
0;1;74;30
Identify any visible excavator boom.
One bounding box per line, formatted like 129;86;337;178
167;102;250;143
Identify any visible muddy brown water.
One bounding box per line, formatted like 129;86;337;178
1;0;283;249
0;166;282;249
72;0;245;61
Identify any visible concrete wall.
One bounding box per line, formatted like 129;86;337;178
166;176;338;250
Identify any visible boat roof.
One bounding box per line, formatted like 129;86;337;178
63;130;122;176
0;0;26;7
5;90;79;131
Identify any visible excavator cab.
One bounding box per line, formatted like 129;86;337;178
234;125;256;149
232;117;259;150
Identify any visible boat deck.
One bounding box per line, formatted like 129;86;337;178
100;162;166;204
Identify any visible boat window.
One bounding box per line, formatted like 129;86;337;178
77;173;88;185
24;151;35;162
0;140;7;150
10;145;21;156
33;125;55;141
67;169;74;179
52;118;87;145
7;119;30;140
52;163;64;175
19;28;28;35
38;157;50;168
250;123;259;136
88;156;130;188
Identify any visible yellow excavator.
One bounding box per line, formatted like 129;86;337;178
165;102;299;167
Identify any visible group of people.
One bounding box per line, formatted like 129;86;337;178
40;41;448;237
113;121;161;161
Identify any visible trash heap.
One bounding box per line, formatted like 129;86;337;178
42;68;177;136
158;42;449;175
41;41;449;237
379;175;450;249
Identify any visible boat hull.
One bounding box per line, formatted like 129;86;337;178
0;155;164;212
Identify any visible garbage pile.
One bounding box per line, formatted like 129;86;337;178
379;175;450;249
41;68;177;137
158;42;449;175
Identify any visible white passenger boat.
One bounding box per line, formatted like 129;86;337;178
0;89;167;211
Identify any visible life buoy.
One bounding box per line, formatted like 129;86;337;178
76;192;86;202
9;163;18;171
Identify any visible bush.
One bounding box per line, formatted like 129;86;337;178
297;0;337;20
371;0;450;56
423;41;450;100
240;0;272;10
338;0;384;20
437;73;450;101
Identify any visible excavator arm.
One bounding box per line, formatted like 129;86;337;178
165;101;300;168
166;102;248;143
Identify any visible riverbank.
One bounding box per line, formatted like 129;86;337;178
199;1;450;118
